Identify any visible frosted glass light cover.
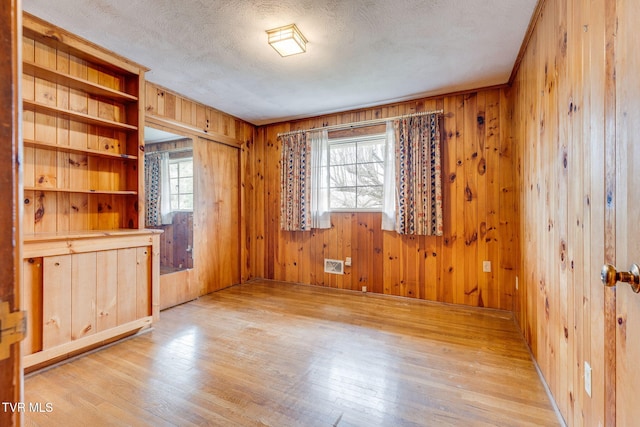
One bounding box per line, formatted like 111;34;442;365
267;24;307;57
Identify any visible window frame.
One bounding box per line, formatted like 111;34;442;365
168;157;194;212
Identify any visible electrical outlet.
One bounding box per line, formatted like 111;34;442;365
482;261;491;273
362;286;367;293
345;257;352;267
584;361;592;397
516;276;519;291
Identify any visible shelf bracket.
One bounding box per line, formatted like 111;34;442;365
0;301;26;360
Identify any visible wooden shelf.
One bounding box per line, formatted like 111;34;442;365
23;138;138;160
23;228;163;243
20;15;157;373
22;19;146;76
23;61;138;103
23;99;138;131
24;186;137;195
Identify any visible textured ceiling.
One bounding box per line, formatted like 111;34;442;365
23;0;536;126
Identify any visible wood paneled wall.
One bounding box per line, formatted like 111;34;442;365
145;82;251;296
510;0;611;424
150;211;194;271
246;88;518;310
145;83;253;148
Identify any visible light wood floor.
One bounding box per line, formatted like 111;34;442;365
24;280;560;426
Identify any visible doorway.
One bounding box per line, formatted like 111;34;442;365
144;127;197;309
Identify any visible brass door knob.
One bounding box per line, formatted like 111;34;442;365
601;263;640;293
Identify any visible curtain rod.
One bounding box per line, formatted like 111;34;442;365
276;109;444;138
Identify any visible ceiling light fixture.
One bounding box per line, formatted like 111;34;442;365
266;24;307;57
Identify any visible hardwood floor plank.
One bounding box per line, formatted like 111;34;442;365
25;280;559;426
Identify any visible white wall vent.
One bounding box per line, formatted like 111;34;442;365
324;259;344;275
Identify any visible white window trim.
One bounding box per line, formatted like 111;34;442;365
169;157;194;212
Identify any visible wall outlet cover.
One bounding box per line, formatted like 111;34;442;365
483;260;492;273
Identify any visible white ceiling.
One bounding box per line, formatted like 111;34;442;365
23;0;536;126
144;126;186;143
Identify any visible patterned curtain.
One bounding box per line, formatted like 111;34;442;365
145;153;163;227
394;113;443;235
280;133;312;231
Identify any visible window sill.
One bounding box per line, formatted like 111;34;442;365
329;209;382;214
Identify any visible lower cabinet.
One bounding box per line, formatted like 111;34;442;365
21;231;160;370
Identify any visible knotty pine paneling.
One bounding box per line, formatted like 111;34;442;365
194;138;241;295
246;88;517;311
145;82;254;147
145;82;252;302
510;0;612;425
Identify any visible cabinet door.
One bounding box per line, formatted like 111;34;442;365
96;250;118;332
71;252;97;340
42;255;72;349
117;247;137;324
22;258;43;355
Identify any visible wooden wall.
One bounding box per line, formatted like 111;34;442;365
145;82;252;296
510;0;612;424
150;211;194;272
246;88;519;310
144;83;253;146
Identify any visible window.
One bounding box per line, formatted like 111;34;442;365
169;158;194;211
329;133;386;211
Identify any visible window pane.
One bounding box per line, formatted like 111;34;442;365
169;163;179;178
170;178;180;194
357;162;384;186
330;165;357;187
179;177;193;193
170;194;179;210
357;139;385;163
330;143;356;165
330;187;357;209
328;133;386;212
179;160;193;177
179;194;193;210
357;186;383;209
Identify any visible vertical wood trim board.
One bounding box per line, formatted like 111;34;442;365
602;0;618;424
0;1;22;425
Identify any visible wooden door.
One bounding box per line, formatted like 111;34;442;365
0;0;22;425
615;0;640;424
194;138;241;294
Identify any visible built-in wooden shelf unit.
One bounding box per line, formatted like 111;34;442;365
21;12;160;371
